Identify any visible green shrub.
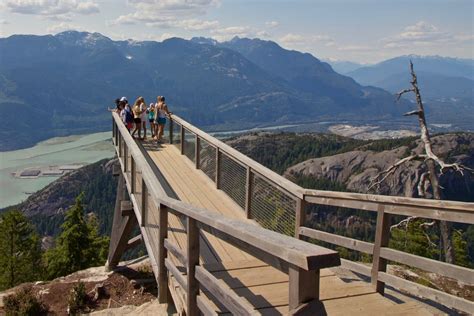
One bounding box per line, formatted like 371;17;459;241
3;286;47;316
67;282;87;315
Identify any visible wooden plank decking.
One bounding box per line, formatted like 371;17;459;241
140;140;433;315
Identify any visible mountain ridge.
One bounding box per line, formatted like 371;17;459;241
0;31;411;151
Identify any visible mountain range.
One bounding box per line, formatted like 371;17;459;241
1;32;472;151
345;56;473;109
0;31;411;151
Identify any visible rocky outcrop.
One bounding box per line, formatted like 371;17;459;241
285;133;474;198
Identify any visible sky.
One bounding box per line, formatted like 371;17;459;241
0;0;472;63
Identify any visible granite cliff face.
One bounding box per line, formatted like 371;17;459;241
284;133;474;199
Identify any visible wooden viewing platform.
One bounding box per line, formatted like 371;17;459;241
107;112;474;315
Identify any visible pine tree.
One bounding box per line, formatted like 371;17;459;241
0;210;42;290
452;229;470;268
389;219;439;260
43;193;109;280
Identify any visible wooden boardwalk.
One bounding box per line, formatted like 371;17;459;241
109;113;474;315
141;140;432;315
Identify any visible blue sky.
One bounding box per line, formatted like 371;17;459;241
0;0;472;63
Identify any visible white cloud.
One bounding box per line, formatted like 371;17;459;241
265;21;279;28
112;0;220;27
337;45;372;52
383;21;453;48
210;26;252;41
0;19;10;25
280;33;335;47
3;0;100;18
145;19;220;31
46;21;83;33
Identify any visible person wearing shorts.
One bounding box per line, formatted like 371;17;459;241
148;103;156;139
131;97;144;139
155;96;171;143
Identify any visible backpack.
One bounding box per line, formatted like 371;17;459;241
125;109;133;123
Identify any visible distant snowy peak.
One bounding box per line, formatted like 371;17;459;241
190;37;218;46
55;31;112;48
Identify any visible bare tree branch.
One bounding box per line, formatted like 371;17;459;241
403;110;421;117
390;216;417;231
396;88;415;101
369;154;426;191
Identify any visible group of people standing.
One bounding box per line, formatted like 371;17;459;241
111;96;171;143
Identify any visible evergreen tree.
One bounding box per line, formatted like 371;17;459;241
43;193;109;280
389;219;439;260
452;229;470;268
0;210;42;290
85;213;110;267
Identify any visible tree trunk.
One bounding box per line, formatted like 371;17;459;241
427;160;454;263
401;61;454;264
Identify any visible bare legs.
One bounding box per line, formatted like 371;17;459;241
157;123;165;142
131;120;140;138
141;121;147;139
150;121;155;138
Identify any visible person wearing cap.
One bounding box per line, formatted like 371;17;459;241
119;97;133;132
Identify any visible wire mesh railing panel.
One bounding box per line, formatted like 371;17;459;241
172;121;181;149
199;139;216;182
250;174;296;236
183;129;196;162
219;153;246;209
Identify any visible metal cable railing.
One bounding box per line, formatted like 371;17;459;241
183;128;196;163
172;121;181;149
199;139;216;182
251;174;296;236
218;152;247;209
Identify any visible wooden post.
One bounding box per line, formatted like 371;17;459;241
288;264;320;313
244;167;253;218
131;157;136;193
158;204;169;303
141;179;147;227
180;125;185;155
106;174;139;271
123;145;128;172
186;217;200;315
115;123;118;145
169;118;174;144
371;205;390;294
195;135;200;169
215;148;221;189
112;119;116;144
118;133;122;158
295;198;307;239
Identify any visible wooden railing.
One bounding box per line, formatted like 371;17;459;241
111;113;341;315
167;114;474;314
